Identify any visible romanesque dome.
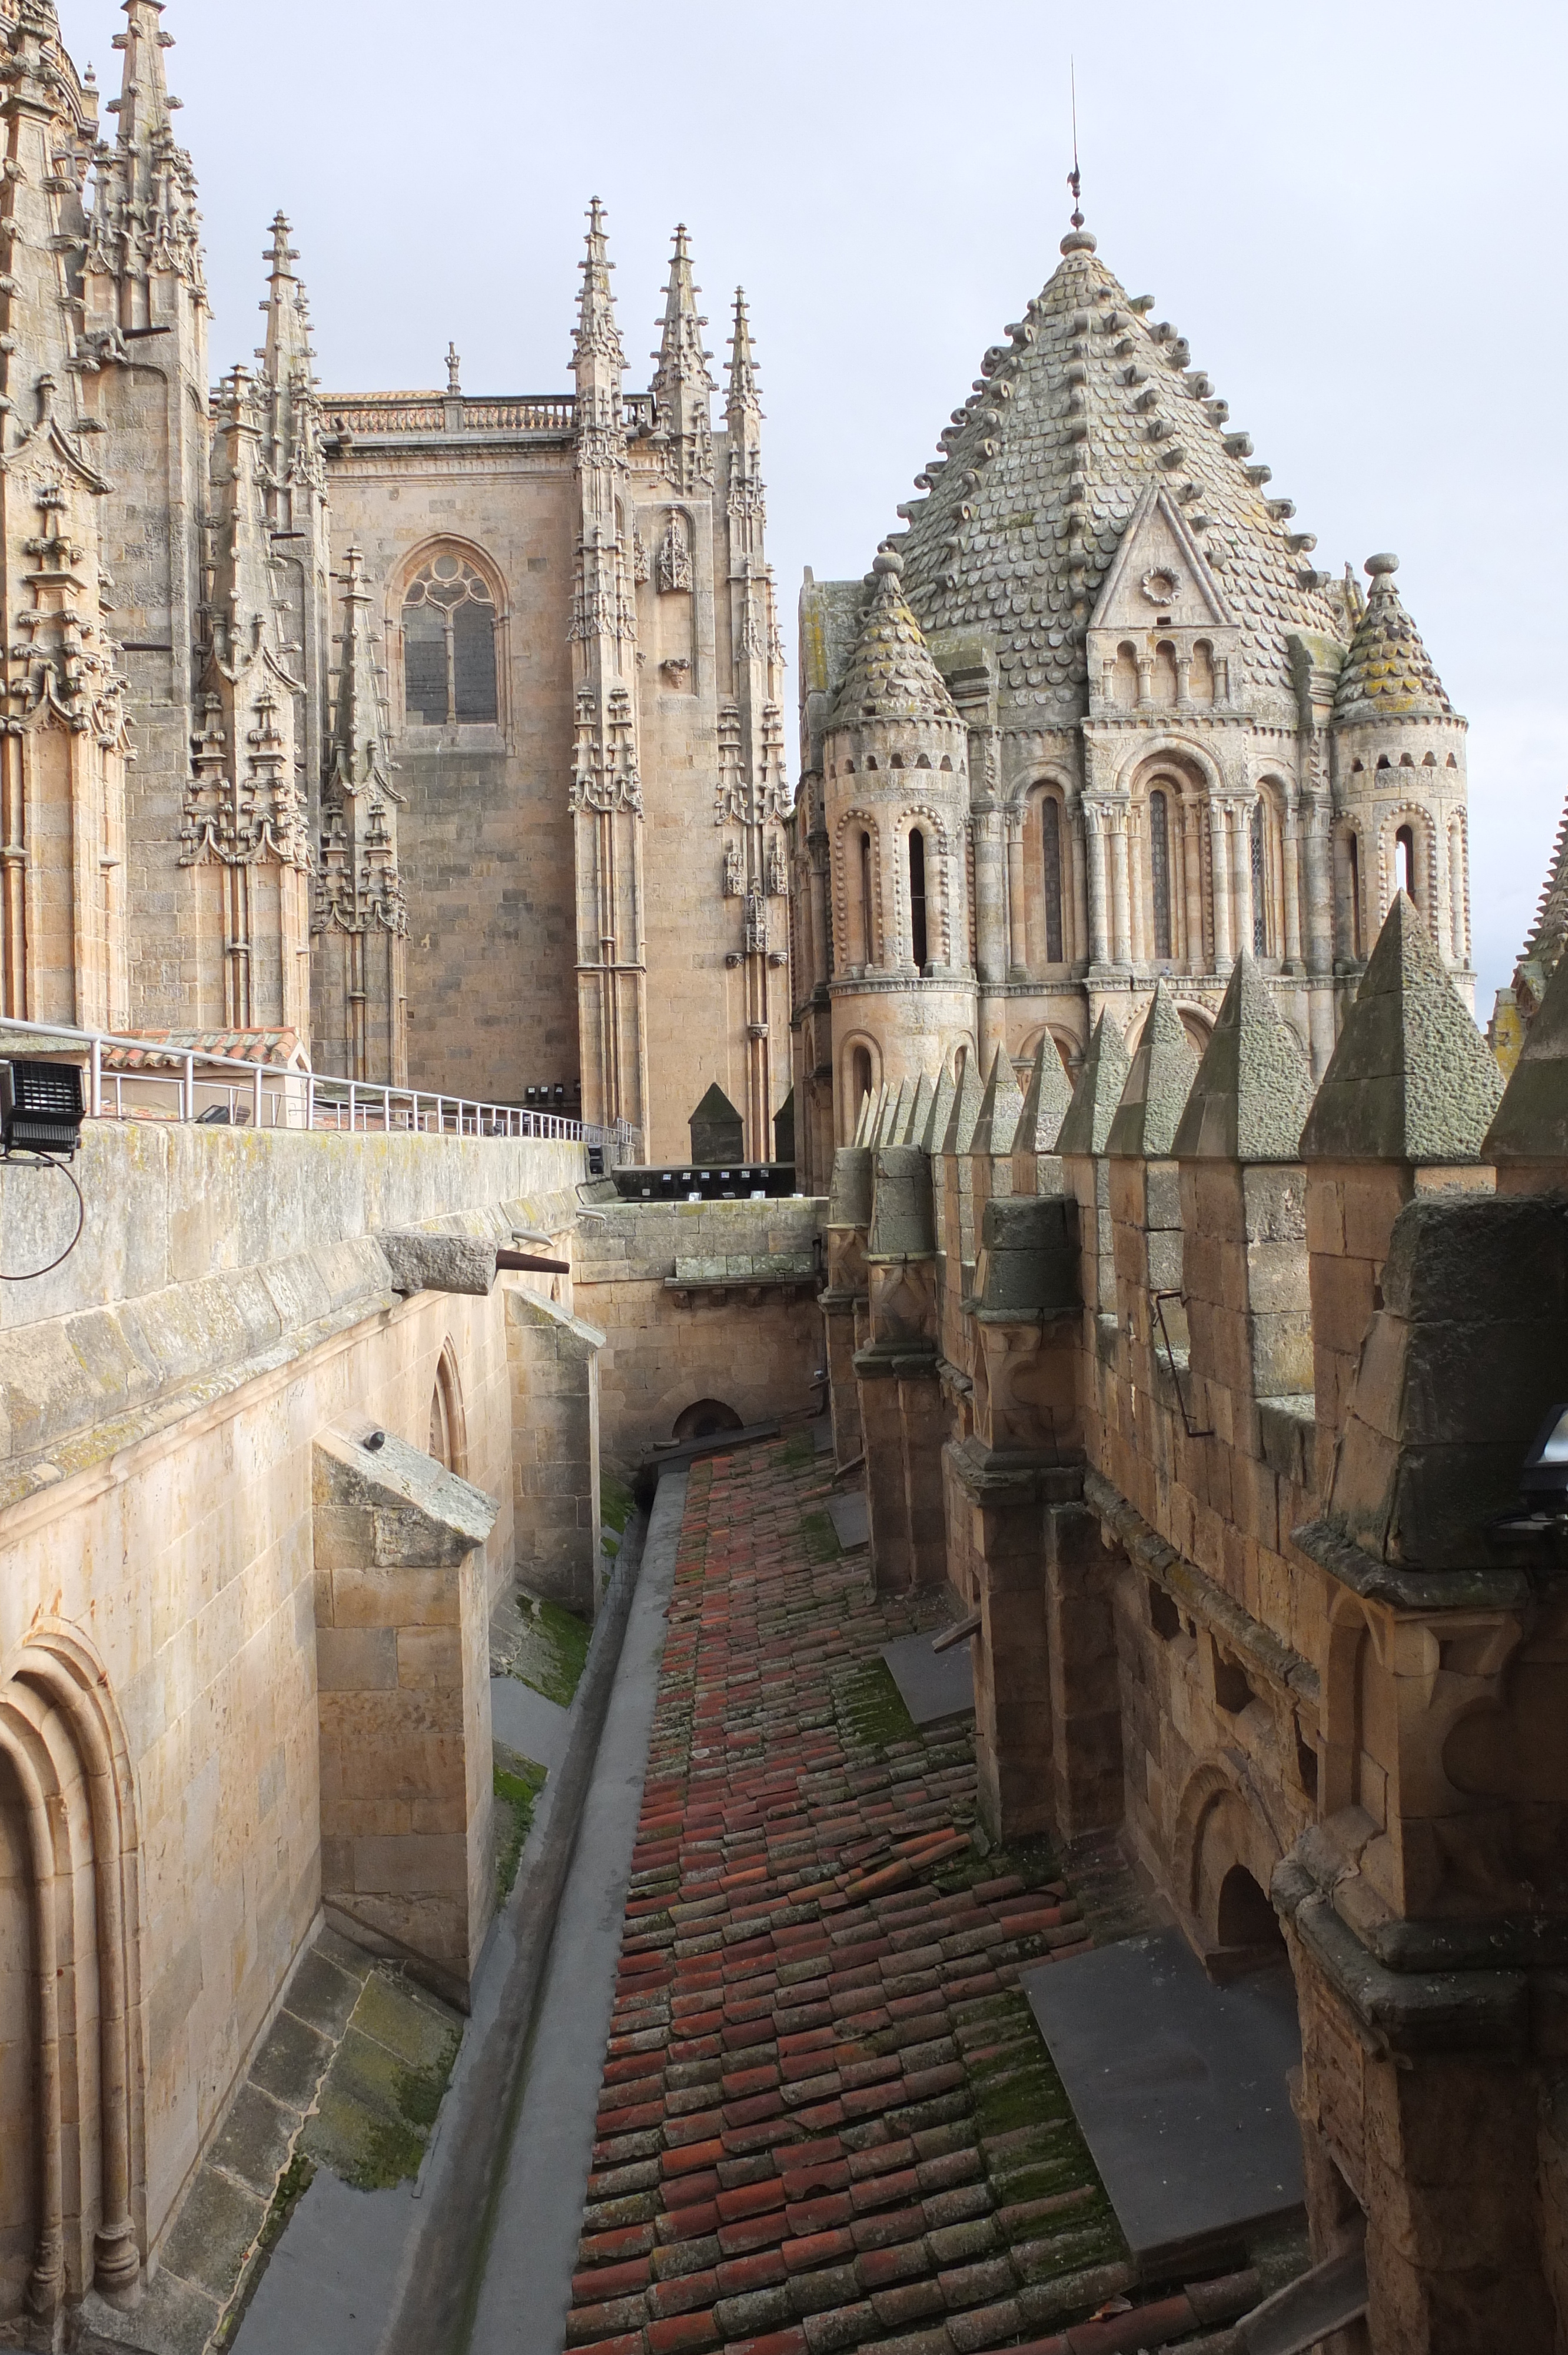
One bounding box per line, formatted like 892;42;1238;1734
1332;551;1454;724
892;225;1353;712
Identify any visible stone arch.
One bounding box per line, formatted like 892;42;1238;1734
1019;775;1075;973
1172;1756;1285;1962
671;1398;744;1442
833;812;884;973
0;1626;141;2320
429;1339;468;1476
891;805;956;971
387;536;511;733
1377;801;1437;931
1017;1022;1081;1078
839;1031;882;1140
1117;741;1221;970
1322;1594;1394;1826
1448;808;1470;964
1334;817;1368;963
1250;775;1294;962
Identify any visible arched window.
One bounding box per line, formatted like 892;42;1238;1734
1041;796;1064;964
1149;789;1173;961
1152;641;1179;704
1395;824;1414;901
1251;800;1268;955
859;831;875;967
908;828;928;970
1112;642;1139;706
1347;834;1364;958
429;1343;467;1475
403;554;498;725
1450;820;1466;961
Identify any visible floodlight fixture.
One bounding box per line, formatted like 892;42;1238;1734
1;1060;84;1159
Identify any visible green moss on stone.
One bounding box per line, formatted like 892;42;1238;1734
494;1753;549;1901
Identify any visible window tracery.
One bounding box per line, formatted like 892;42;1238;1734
402;553;499;726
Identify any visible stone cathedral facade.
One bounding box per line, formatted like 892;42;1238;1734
0;0;792;1166
786;221;1473;1195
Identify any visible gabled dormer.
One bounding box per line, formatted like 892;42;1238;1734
1086;483;1241;715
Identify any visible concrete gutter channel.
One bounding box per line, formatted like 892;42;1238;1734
232;1468;688;2355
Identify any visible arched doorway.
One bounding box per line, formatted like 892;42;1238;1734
672;1399;744;1443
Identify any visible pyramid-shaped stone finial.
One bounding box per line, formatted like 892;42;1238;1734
1482;939;1568;1168
971;1045;1025;1157
830;546;961;729
1057;1011;1134;1157
1300;892;1503;1163
908;1073;936;1151
1106;983;1198;1159
1017;1034;1075;1155
921;1067;955;1155
884;1078;916;1145
1333;554;1454;725
1172;951;1314;1161
941;1053;985;1156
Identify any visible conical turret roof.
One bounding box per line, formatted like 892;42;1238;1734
1333;553;1453;724
1172;951;1314;1160
831;547;960;729
1107;981;1199;1159
1016;1034;1075;1155
971;1045;1025;1156
893;225;1348;714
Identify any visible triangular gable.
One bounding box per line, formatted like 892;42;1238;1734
1088;481;1236;637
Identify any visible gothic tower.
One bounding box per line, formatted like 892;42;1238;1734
313;547;407;1082
0;0;130;1033
80;0;210;1029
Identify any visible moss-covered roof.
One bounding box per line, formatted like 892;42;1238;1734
1332;553;1453;724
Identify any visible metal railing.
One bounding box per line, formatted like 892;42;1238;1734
0;1017;634;1152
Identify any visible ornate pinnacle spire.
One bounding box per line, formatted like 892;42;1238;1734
653;225;713;395
830;546;960;728
572;196;626;377
259;212;313;383
328;548;391;804
1333;552;1454;725
727;287;761;422
110;0;175;157
652;224;713;492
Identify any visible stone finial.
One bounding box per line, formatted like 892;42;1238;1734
827;1145;875;1228
970;1044;1025;1157
1017;1033;1075;1155
941;1053;985;1156
829;542;962;729
1172;950;1314;1161
1106;983;1198;1159
921;1067;955;1155
1482;936;1568;1166
876;1081;910;1147
1057;1010;1133;1157
852;1087;879;1146
1300;891;1503;1163
909;1073;936;1149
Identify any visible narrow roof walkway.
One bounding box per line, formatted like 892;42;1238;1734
553;1432;1247;2355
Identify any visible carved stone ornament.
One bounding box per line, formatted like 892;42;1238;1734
1140;565;1181;606
723;838;743;897
632;529;650;584
657;511;693;593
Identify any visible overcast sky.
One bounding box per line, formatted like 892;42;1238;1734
54;0;1566;1019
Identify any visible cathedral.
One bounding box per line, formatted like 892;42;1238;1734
1;0;791;1165
786;218;1472;1193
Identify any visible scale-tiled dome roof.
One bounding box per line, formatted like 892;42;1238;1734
829;546;960;727
1332;552;1453;724
893;227;1350;714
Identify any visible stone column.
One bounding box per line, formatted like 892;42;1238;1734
506;1285;605;1614
1181;797;1205;974
1281;804;1304;973
856;1146;946;1592
1210;798;1234;970
1084;804;1110;971
313;1427;499;2006
972;801;1006;987
822;1145;872;1468
1005;815;1028;980
1044;1502;1125;1840
1109;810;1132;968
1233;802;1255;961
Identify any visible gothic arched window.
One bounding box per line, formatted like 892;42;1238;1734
1395;824;1414;901
1149;788;1173;961
1041;795;1064;965
403;553;498;725
858;831;875;968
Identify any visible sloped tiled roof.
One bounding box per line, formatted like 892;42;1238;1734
829;547;960;728
894;226;1350;712
1332;553;1453;724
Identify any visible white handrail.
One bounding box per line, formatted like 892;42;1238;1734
0;1016;635;1153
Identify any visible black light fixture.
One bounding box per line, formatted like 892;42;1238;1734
1520;1405;1568;1512
1;1060;84;1159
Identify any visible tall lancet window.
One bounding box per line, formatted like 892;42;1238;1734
403;554;498;725
1149;789;1173;961
1251;800;1268;954
908;828;929;970
859;831;875;967
1041;797;1064;964
1395;824;1414;901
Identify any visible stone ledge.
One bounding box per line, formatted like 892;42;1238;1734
1275;1860;1529;2058
1085;1465;1319;1703
1291;1514;1531;1613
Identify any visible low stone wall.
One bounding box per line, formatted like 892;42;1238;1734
0;1120;584;2313
573;1197;826;1467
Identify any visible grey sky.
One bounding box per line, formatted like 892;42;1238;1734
55;0;1566;1019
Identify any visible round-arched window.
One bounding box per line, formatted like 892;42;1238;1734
403;554;498;725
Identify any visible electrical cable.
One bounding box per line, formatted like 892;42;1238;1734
0;1152;85;1280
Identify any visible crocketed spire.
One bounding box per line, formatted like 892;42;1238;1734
830;547;960;728
893;220;1349;712
572;197;625;375
1333;553;1453;724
